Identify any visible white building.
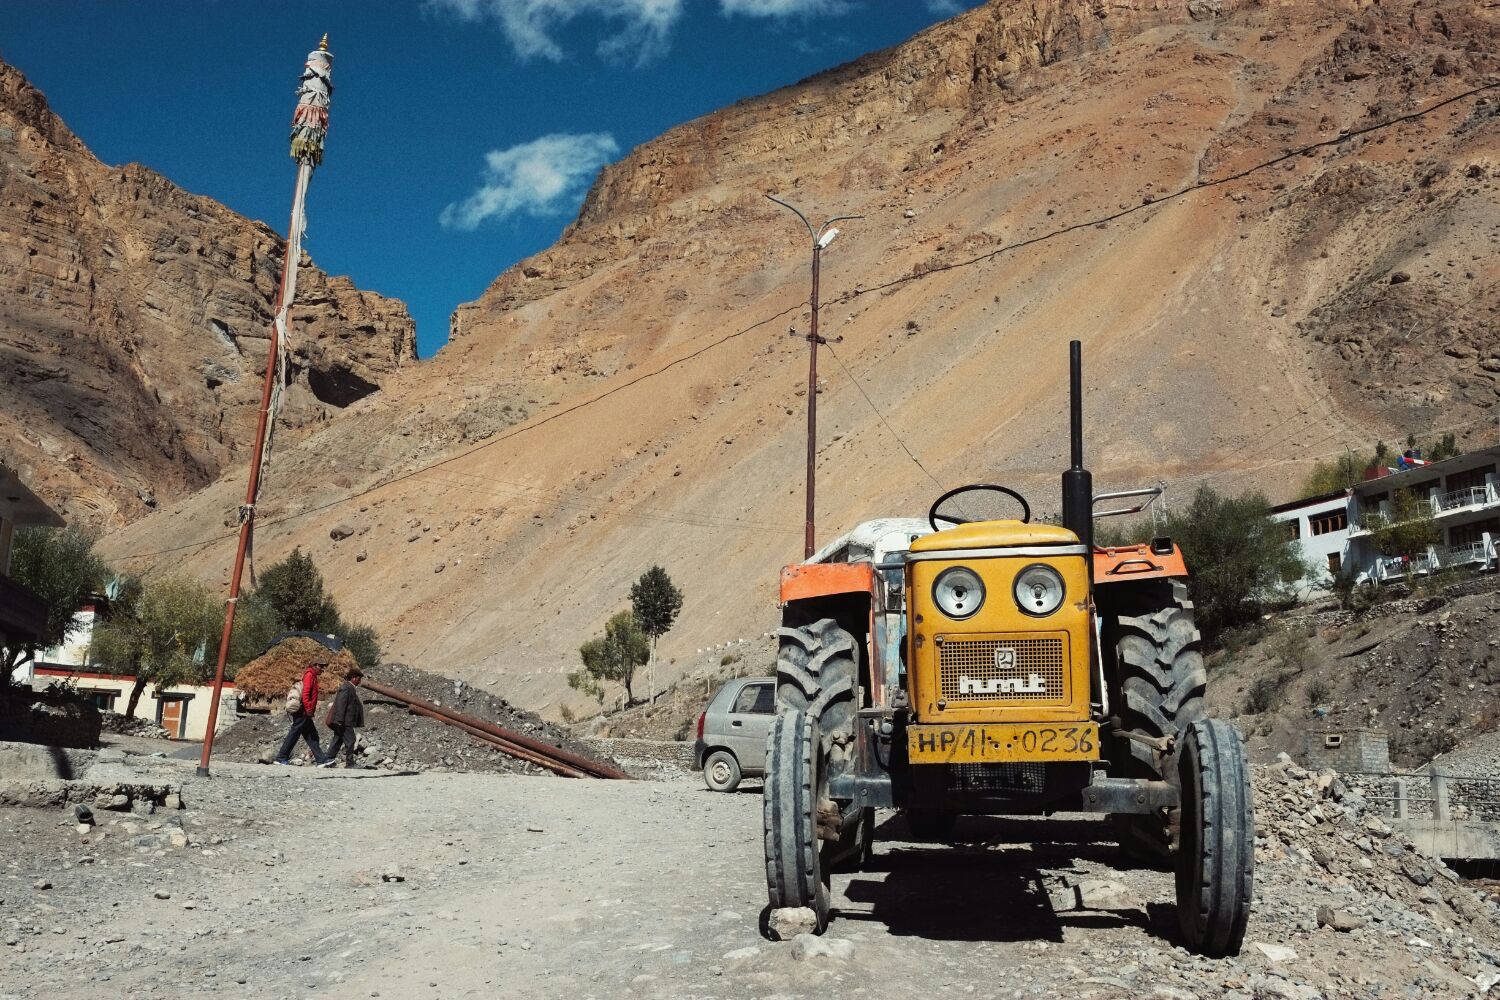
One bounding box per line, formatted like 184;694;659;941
1271;445;1500;594
23;597;235;741
29;663;236;741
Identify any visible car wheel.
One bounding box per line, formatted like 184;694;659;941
704;750;742;792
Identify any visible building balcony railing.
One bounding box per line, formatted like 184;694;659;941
1432;485;1494;514
1373;535;1496;582
1440;539;1490;568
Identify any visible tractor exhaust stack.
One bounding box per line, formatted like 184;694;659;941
1061;340;1093;552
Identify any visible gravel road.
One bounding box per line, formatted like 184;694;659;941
4;750;1499;999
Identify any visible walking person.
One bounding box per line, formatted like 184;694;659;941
273;655;333;767
324;667;366;768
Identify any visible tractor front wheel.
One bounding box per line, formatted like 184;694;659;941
1175;719;1253;957
763;709;832;931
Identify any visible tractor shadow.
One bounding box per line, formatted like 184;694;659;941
834;814;1177;945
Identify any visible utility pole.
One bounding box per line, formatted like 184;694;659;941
197;35;335;777
766;195;862;559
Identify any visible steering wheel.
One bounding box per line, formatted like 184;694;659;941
928;483;1031;531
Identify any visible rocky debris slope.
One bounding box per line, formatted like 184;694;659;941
214;661;623;776
1209;576;1500;767
0;61;417;530
100;0;1500;717
1235;756;1500;997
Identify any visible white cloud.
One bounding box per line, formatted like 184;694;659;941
925;0;965;15
426;0;683;65
428;0;870;62
719;0;850;15
439;132;620;231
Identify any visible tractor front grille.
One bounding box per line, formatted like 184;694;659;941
937;634;1068;704
949;763;1048;795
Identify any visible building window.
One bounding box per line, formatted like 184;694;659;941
1310;510;1348;536
1447;466;1495;494
1284;520;1301;541
1326;553;1342;574
1450;518;1500;547
78;689;117;712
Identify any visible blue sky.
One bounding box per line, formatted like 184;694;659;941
0;1;979;357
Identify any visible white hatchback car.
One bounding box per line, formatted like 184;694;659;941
692;677;775;792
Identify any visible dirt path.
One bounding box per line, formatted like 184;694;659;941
4;753;1498;999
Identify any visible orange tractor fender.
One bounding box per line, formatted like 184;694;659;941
779;562;877;606
1092;541;1189;585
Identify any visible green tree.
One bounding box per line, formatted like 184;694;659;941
245;548;381;666
1363;488;1440;566
1427;432;1460;462
226;590;281;674
1158;485;1308;642
91;576;220;718
569;610;650;705
2;527;107;685
253;548;339;633
1300;451;1369;498
630;566;683;704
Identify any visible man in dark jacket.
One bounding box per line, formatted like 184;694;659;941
324;667;366;768
273;656;332;767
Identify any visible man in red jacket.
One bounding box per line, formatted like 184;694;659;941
273;655;333;767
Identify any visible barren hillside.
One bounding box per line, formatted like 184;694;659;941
0;63;417;530
98;0;1499;716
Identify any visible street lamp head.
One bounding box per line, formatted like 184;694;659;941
817;227;840;249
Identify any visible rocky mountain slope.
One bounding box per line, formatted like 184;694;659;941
99;0;1499;716
0;63;417;530
1209;577;1500;769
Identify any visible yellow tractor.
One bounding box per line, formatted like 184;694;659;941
763;341;1252;956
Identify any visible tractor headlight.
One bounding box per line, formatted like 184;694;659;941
1014;564;1065;617
933;566;985;620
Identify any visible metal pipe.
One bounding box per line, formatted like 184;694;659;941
397;699;587;778
1060;340;1093;552
360;678;629;780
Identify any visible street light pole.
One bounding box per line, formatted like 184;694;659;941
767;195;862;559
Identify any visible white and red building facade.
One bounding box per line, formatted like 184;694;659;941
1270;445;1500;595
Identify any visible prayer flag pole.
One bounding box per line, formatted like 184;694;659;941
197;35;335;777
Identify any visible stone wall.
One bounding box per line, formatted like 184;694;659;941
579;738;695;776
1304;728;1392;774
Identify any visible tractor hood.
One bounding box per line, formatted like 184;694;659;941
910;520;1082;552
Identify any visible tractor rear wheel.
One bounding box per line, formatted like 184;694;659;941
1175;719;1253;956
774;618;857;757
1106;579;1208;861
763;709;831;931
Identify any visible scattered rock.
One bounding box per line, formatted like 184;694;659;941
1252;942;1297;962
1316;906;1365;932
153;889;171;900
329;523;355;541
32;880;50;891
1073;879;1143;912
767;906;818;941
789;934;853;961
